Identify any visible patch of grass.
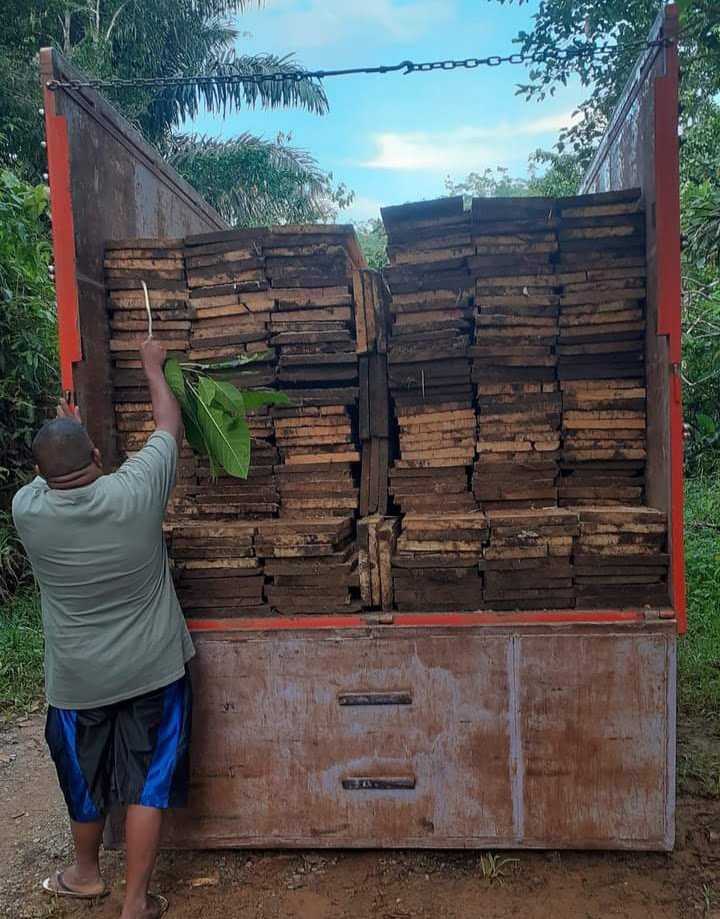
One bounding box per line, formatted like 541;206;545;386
479;853;519;883
0;588;44;715
680;478;720;718
678;739;720;798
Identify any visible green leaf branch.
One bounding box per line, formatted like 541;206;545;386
163;351;290;479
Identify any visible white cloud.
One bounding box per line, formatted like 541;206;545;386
340;195;384;223
251;0;454;50
363;111;581;172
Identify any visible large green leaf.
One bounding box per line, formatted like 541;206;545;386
241;389;292;411
197;375;217;407
163;357;186;400
199;406;251;479
213;380;246;414
164;358;209;457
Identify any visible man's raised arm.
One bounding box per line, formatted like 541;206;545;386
140;337;183;445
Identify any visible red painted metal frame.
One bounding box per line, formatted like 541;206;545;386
187;610;662;632
654;13;686;633
42;76;81;394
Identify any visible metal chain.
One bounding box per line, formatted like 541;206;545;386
46;39;671;91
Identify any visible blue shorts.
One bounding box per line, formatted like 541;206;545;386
45;672;192;823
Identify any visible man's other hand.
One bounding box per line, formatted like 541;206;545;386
140;337;167;378
56;398;82;424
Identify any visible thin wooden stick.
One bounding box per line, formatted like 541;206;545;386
141;280;153;338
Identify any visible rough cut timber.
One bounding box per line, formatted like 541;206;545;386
168;523;268;617
392;513;487;611
382;197;475;518
573;506;669;607
482;508;578;610
555;189;647;507
105;241;197;520
257;517;360;615
470;197;560;510
106;189;669;619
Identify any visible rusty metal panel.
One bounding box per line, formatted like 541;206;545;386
157;622;675;850
517;631;675;849
40;50;226;467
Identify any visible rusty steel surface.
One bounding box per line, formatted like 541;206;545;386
154;622;675;851
40;49;226;467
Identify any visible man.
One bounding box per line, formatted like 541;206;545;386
12;337;193;919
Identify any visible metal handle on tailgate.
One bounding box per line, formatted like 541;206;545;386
338;691;413;706
342;776;416;790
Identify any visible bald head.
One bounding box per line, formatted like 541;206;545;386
33;419;98;482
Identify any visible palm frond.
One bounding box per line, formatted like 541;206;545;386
166;131;342;227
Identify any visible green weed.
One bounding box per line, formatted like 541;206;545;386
0;589;43;715
479;853;519;883
679;479;720;717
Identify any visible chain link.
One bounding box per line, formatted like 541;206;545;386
46;40;670;91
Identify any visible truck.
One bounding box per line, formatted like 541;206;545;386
40;3;682;850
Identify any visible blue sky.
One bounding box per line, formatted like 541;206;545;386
192;0;587;222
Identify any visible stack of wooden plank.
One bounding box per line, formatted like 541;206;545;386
271;396;359;519
182;229;280;517
470;198;561;509
555;190;647;505
169;523;267;617
482;508;578;610
256;517;359;615
105;239;190;401
184;229;275;386
382;197;476;515
573;507;669;607
262;227;362;519
105;240;198;517
391;513;487;611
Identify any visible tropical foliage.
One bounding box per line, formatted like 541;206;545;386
0;170;57;503
1;0;350;223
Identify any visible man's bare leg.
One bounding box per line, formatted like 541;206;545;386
50;818;106;893
120;804;164;919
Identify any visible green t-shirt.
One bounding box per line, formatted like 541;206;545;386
12;430;195;710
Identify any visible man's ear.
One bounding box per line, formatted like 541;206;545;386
92;447;103;469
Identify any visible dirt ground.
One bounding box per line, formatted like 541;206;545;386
1;715;719;919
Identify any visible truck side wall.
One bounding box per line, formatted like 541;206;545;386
40;49;227;468
580;5;685;627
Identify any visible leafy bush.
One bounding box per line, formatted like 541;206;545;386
682;180;720;476
0;589;44;714
680;479;720;717
0;169;57;505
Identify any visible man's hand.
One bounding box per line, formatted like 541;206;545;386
140;336;182;444
56;398;82;424
140;336;167;378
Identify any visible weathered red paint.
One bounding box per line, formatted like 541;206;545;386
653;14;686;631
187;610;649;633
42;73;81;393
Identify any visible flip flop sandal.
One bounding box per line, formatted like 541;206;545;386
42;870;110;899
148;893;170;917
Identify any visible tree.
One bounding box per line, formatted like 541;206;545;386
168;133;353;226
1;0;352;224
527;150;583;197
445;167;530;201
491;0;720;468
490;0;720;170
0;170;57;499
444;152;583;204
356;219;389;271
